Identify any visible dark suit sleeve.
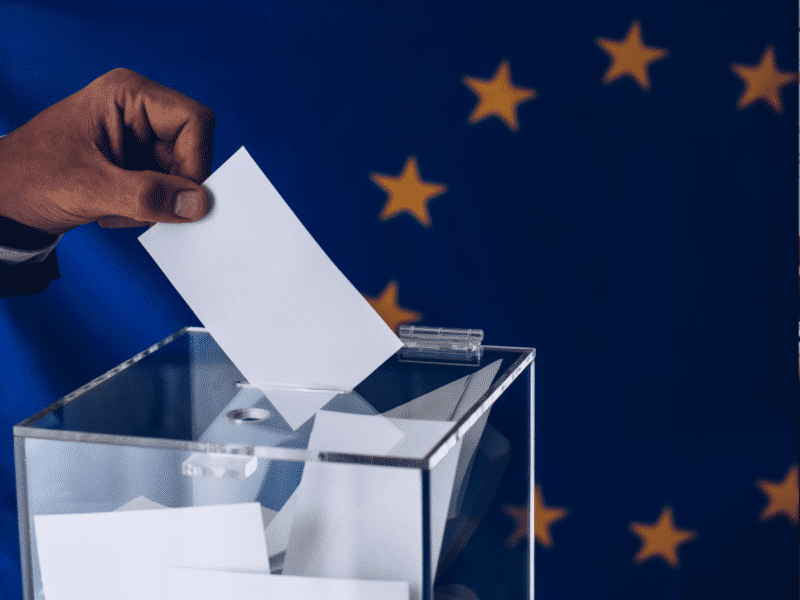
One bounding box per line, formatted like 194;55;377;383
0;215;61;297
0;249;60;296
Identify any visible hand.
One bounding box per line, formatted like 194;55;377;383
0;68;215;235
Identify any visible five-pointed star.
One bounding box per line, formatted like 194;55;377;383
629;506;697;568
596;20;668;90
502;505;529;548
730;46;797;114
463;60;537;131
756;465;798;524
503;485;568;548
369;157;447;227
363;280;422;332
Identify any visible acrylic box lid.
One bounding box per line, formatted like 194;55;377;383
14;327;533;469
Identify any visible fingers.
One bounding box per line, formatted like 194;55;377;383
139;79;215;183
101;68;215;184
107;169;211;225
171;107;215;183
140;87;215;183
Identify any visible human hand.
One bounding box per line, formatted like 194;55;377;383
0;68;215;235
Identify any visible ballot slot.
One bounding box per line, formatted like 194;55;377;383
234;382;352;395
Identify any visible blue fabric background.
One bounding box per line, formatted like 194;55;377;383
0;1;796;598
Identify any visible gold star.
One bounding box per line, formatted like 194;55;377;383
503;485;568;548
596;21;668;90
534;485;568;547
463;60;537;131
731;46;797;114
364;280;422;332
502;504;529;548
369;157;447;227
629;506;697;568
757;465;798;524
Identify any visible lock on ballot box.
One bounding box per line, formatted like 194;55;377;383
14;326;534;600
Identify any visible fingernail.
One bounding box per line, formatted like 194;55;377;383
174;190;203;220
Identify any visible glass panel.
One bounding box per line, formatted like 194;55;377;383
15;328;533;600
17;329;529;465
21;437;424;599
432;365;533;600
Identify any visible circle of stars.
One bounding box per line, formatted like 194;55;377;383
363;20;795;332
358;22;796;581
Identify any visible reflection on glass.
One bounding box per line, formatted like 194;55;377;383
15;329;533;600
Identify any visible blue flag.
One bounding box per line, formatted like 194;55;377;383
0;1;796;599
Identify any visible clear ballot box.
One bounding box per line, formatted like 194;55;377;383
14;326;534;600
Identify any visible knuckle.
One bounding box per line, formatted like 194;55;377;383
196;103;216;129
105;67;136;82
93;68;142;95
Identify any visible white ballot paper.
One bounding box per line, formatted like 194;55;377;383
116;497;284;576
34;503;269;600
283;410;421;598
264;485;300;559
139;147;403;429
307;410;406;454
284;461;423;598
263;411;405;561
168;567;409;600
387;418;463;572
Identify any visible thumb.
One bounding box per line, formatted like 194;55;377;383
113;170;210;225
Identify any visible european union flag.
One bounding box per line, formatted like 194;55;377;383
0;1;796;599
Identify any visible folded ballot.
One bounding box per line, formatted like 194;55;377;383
139;147;403;429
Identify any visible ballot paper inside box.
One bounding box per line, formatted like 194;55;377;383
14;327;534;600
